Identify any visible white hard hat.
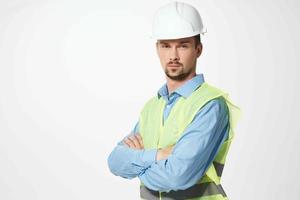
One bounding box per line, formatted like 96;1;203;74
151;1;206;40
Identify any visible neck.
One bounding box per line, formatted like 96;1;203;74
166;72;197;94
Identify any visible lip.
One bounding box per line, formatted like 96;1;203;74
168;64;181;67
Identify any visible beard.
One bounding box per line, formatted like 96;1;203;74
164;66;193;81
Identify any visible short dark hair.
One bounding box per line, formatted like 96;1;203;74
194;34;201;48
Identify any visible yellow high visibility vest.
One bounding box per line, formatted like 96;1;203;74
139;82;241;200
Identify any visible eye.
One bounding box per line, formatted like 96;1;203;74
180;44;188;48
161;44;170;48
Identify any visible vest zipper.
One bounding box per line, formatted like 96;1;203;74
157;100;166;147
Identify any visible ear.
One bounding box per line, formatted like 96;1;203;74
196;43;203;58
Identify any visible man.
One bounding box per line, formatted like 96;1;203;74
107;1;241;200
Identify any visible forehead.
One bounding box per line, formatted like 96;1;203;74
157;37;194;44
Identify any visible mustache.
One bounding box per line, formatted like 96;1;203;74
168;61;182;65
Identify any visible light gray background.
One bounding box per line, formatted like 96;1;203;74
0;0;299;199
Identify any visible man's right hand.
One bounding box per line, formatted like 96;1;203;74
156;145;174;161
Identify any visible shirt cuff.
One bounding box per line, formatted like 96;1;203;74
140;149;157;167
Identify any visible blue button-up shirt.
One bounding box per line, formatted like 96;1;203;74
107;73;229;192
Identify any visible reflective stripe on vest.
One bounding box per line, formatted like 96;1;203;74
139;82;241;200
213;161;224;177
140;182;227;200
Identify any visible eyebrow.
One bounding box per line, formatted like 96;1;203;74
159;40;191;45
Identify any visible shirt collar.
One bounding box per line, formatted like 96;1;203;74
157;73;205;99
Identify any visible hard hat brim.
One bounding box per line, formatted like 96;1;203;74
149;27;207;41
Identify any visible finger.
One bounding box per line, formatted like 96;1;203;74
129;135;141;149
123;138;131;147
123;138;135;148
135;135;144;149
135;134;144;148
127;136;139;148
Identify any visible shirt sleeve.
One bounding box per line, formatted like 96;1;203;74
107;121;158;179
138;97;230;192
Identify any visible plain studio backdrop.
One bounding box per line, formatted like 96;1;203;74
0;0;299;199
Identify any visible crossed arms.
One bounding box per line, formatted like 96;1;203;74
107;97;229;192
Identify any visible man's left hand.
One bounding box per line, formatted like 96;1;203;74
123;133;144;150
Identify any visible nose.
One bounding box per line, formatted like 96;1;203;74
169;47;180;62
